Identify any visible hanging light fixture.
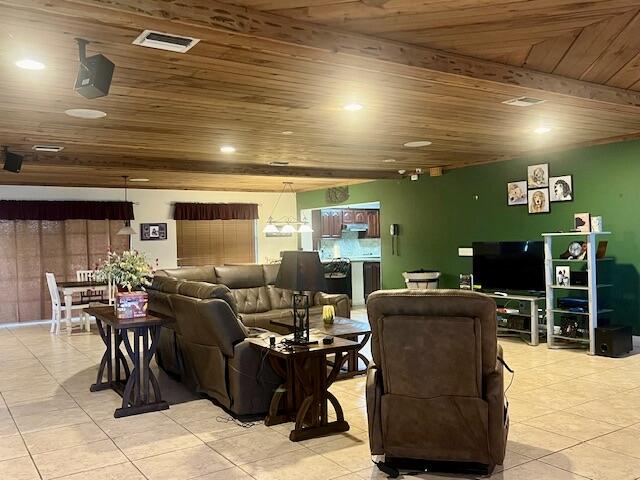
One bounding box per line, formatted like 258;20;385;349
263;182;313;234
117;175;136;236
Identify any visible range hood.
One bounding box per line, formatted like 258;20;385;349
343;223;368;232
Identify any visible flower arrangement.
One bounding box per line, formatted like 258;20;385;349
95;250;155;292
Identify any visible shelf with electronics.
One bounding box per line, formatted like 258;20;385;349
486;293;546;346
542;230;612;354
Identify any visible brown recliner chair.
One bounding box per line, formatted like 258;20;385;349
366;289;509;475
169;293;282;416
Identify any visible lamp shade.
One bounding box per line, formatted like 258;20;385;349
276;251;326;292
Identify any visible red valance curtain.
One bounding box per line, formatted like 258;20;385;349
173;202;259;221
0;201;134;221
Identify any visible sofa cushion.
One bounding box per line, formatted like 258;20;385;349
176;282;238;316
232;286;271;314
215;265;265;288
150;276;184;294
263;264;280;285
147;289;174;318
240;308;292;332
267;286;293;310
156;266;217;283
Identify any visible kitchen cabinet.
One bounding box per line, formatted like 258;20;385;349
354;210;367;224
342;209;355;225
364;261;381;299
366;210;380;238
321;209;342;238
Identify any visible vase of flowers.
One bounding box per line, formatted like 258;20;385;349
95;250;155;318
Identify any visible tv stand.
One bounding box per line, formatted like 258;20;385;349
485;292;545;346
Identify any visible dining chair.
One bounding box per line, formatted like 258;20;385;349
76;269;105;305
46;272;90;334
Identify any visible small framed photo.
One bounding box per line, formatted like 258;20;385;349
550;175;573;202
507;180;527;206
140;223;167;241
574;213;591;232
528;188;550;214
528;163;549;188
555;266;570;286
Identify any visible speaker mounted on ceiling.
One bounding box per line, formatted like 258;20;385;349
2;147;24;173
74;38;115;99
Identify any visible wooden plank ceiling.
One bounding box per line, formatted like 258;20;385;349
226;0;640;90
1;0;640;191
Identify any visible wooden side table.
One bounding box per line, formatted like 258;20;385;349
271;316;371;379
85;306;170;418
247;335;360;442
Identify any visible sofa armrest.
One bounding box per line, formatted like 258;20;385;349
485;344;508;467
314;292;351;318
366;363;384;455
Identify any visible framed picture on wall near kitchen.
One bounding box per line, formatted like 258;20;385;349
550;175;573;202
528;189;550;214
140;223;167;241
527;163;549;188
507;180;527;206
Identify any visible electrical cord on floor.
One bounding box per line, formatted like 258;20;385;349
215;416;260;429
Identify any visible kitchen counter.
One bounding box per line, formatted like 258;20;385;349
322;257;380;263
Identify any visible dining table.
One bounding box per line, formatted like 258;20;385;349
57;280;109;332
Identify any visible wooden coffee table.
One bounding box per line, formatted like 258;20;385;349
271;316;371;379
247;335;360;441
85;306;170;418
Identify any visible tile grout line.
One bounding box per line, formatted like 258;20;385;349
0;390;44;480
12;325;153;480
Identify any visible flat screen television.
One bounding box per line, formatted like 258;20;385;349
472;241;545;293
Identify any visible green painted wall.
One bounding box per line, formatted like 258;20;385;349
298;139;640;333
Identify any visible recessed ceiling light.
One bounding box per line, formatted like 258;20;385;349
403;140;432;148
64;108;107;119
129;178;150;182
383;158;396;163
281;131;294;135
15;58;45;70
342;102;364;112
269;161;290;166
220;145;236;154
32;145;64;152
534;126;552;134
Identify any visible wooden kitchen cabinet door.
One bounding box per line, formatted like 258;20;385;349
342;209;354;225
354;210;367;224
330;210;342;237
366;210;380;238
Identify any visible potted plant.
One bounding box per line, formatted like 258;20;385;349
95;250;155;318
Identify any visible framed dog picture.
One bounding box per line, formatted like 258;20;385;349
527;163;549;188
528;189;550;214
507;180;527;206
555;266;570;286
574;213;591;232
550;175;573;202
140;223;167;241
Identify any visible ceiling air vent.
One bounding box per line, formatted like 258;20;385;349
502;96;546;107
132;30;200;53
269;161;290;167
32;145;64;152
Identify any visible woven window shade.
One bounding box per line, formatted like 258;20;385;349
0;219;129;324
177;220;256;267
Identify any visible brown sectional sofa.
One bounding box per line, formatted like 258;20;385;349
147;263;350;415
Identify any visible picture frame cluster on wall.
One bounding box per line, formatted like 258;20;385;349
507;163;573;214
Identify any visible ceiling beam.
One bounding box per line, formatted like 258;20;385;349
24;153;400;180
5;0;640;109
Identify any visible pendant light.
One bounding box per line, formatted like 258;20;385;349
263;181;312;234
117;176;136;236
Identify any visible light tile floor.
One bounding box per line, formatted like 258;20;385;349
1;314;639;480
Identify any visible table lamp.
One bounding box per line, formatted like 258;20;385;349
275;251;326;345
